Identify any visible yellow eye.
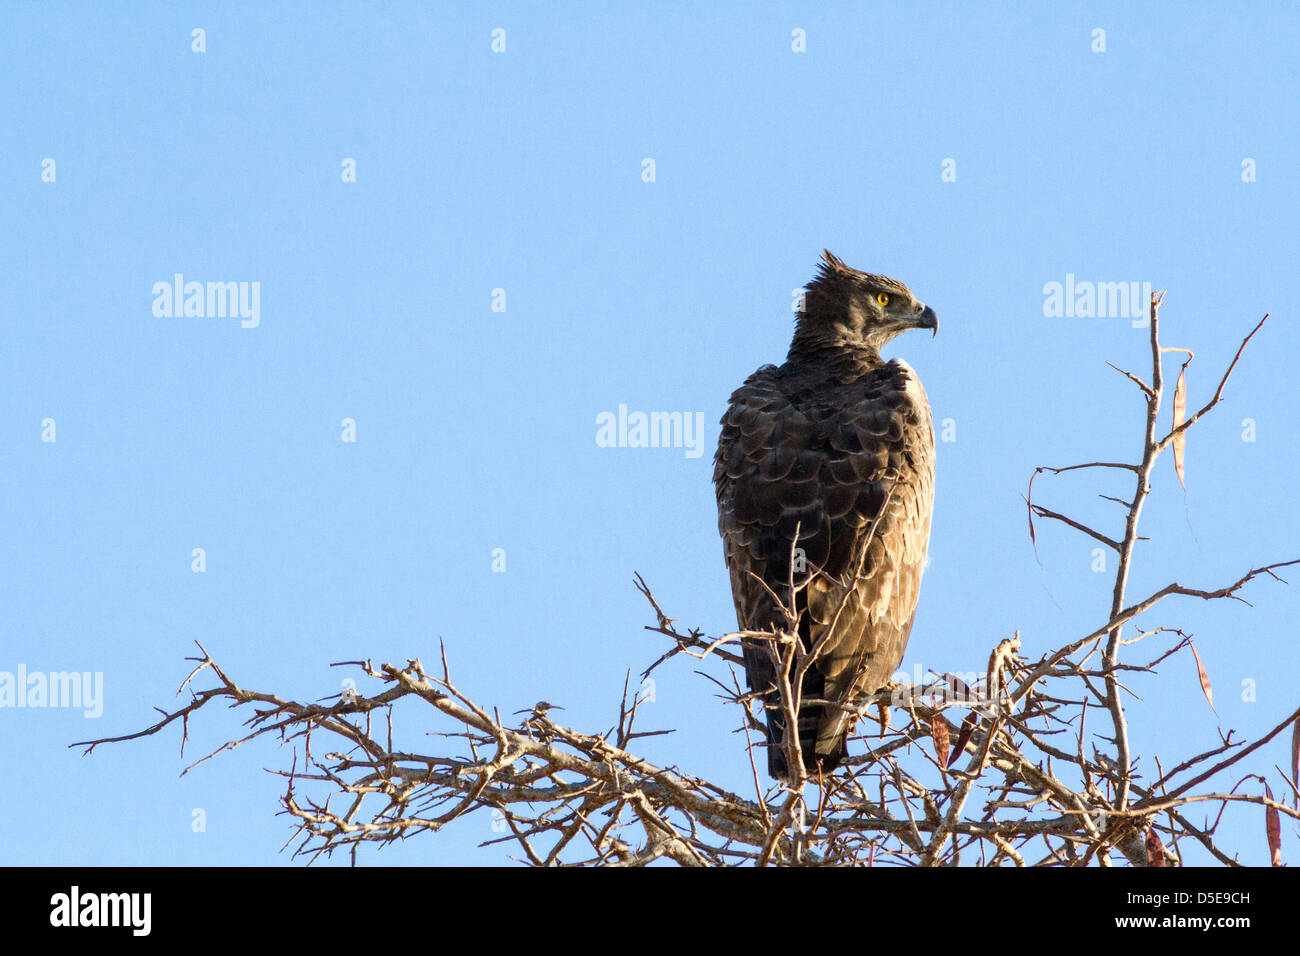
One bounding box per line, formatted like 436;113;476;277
876;293;890;306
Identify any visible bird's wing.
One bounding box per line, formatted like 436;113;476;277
714;360;935;759
806;362;934;754
713;365;792;700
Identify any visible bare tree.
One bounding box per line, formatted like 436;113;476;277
75;294;1297;866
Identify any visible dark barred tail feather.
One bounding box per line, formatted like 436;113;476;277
762;677;847;780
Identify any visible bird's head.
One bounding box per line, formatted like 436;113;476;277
794;249;938;355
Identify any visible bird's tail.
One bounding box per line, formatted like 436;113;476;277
764;685;848;780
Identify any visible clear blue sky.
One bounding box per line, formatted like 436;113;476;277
2;2;1297;866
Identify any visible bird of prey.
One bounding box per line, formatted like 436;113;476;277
713;250;937;780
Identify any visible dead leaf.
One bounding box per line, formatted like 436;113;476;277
1172;363;1187;487
1289;723;1300;811
1145;827;1166;867
1189;641;1214;712
948;712;978;768
1292;718;1300;810
932;718;950;768
1025;470;1042;552
1265;782;1282;867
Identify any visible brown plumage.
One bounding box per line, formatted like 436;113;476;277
714;250;937;779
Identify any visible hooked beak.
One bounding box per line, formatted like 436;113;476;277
912;304;939;337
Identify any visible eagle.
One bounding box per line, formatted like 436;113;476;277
713;250;937;780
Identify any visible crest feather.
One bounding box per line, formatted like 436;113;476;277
821;249;848;271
